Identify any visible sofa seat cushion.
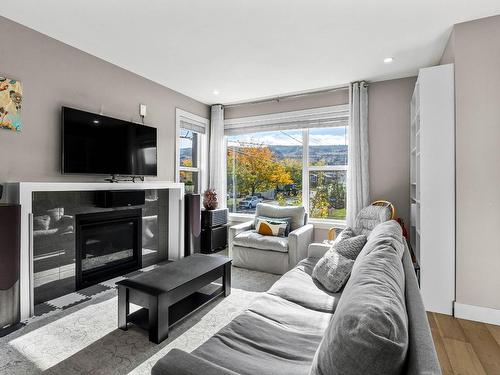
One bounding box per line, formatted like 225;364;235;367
233;230;289;253
267;258;342;313
194;311;322;375
247;293;333;336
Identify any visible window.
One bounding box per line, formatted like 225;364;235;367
227;129;303;213
179;129;200;191
176;109;209;193
307;127;348;220
225;105;349;221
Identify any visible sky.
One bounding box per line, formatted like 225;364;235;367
227;127;348;147
180;127;348;150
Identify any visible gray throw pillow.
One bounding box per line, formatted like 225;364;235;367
337;227;356;241
312;251;354;293
333;234;367;260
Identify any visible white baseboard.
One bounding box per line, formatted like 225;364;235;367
454;302;500;326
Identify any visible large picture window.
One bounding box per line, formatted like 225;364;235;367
226;111;348;221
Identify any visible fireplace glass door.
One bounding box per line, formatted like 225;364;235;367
76;209;142;289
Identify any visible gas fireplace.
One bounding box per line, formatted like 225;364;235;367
75;209;142;289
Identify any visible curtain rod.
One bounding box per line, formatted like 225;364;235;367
223;85;350;108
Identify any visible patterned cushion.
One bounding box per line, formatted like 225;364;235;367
333;234;367;260
312;251;354;293
336;227;356;242
354;205;392;236
254;216;292;236
256;218;289;237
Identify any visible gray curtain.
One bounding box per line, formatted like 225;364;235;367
209;105;227;208
346;82;369;226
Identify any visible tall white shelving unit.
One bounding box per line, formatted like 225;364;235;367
410;64;455;315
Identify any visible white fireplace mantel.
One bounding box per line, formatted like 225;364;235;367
5;181;185;320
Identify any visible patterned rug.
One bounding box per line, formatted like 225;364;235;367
0;266;280;375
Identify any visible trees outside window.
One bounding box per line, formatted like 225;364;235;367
226;126;347;220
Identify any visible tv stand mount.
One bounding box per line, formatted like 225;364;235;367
105;175;145;183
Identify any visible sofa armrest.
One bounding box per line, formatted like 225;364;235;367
288;223;314;268
152;349;240;375
228;220;254;257
307;243;332;258
229;220;253;238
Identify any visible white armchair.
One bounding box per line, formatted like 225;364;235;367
229;203;314;274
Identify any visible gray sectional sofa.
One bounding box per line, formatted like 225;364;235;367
152;220;441;375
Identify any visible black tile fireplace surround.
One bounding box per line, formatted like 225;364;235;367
75;209;142;290
32;190;168;304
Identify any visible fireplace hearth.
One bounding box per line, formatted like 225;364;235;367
75;209;142;289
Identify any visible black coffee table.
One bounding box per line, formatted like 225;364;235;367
116;254;231;344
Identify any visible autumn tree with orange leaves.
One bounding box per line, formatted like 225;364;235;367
227;145;293;197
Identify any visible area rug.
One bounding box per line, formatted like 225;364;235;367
0;267;280;375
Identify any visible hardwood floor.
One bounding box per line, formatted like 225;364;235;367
427;312;500;375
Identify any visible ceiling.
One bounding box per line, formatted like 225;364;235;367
1;1;500;105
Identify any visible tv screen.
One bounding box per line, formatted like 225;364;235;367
62;107;157;176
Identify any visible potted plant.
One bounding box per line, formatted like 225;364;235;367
185;181;194;194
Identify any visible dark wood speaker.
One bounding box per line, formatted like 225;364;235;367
0;204;21;332
184;194;201;256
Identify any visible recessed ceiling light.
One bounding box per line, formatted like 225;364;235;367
384;57;394;63
213;90;220;95
93;120;99;124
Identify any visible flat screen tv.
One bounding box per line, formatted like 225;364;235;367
62;107;157;176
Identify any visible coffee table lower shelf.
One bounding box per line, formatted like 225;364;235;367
126;288;224;332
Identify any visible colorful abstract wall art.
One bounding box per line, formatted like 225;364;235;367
0;77;23;132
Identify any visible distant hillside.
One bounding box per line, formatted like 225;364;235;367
181;144;348;165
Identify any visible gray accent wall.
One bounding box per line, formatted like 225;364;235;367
442;15;500;311
368;77;416;231
0;16;209;183
224;89;349;119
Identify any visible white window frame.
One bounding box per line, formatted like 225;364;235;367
175;108;209;194
224;105;349;226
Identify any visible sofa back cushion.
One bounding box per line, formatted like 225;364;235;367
309;220;408;375
255;203;306;231
353;220;404;272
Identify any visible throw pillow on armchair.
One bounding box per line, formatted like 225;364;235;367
256;218;289;237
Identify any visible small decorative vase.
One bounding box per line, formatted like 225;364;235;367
203;188;218;210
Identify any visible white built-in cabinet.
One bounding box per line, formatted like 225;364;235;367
410;64;455;315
